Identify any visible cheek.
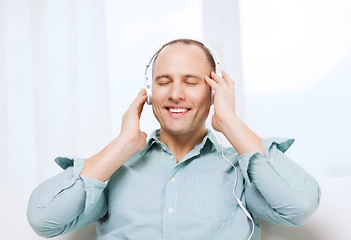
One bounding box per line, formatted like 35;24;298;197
151;88;165;118
151;102;164;125
200;88;212;113
191;87;211;104
152;87;166;102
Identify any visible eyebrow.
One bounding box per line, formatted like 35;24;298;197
154;74;203;81
154;74;172;81
183;74;203;80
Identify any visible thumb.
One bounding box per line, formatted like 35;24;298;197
133;89;147;117
140;131;147;139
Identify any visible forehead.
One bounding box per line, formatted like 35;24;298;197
152;43;211;72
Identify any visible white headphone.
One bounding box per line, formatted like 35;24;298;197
144;39;222;105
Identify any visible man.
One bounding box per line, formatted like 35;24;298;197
27;39;320;240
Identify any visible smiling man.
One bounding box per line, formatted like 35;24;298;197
152;42;213;161
27;39;320;240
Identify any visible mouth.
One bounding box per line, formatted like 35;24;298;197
165;106;191;115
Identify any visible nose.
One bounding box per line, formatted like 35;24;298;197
169;82;185;102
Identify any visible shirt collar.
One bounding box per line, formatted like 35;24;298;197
205;129;222;152
138;129;162;156
138;128;222;156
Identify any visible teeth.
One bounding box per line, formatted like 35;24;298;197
169;108;188;113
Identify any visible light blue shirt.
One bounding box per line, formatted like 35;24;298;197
27;129;320;240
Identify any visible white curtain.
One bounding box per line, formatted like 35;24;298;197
1;0;111;239
0;0;111;182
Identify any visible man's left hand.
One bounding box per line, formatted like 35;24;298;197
204;70;236;133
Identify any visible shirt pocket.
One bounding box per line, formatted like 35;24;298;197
109;166;165;212
194;171;237;222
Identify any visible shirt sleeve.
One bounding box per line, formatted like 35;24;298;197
27;157;108;238
238;137;321;226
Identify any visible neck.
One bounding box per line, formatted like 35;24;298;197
159;126;207;163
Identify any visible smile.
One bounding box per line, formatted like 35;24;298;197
169;108;189;113
165;107;191;114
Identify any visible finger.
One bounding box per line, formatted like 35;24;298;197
131;89;147;116
222;71;234;87
136;96;147;116
137;88;147;97
135;89;147;102
141;131;147;140
132;92;147;107
204;75;218;90
210;71;226;86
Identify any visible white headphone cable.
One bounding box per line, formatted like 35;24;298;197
214;131;255;240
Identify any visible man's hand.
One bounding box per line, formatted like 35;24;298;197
80;89;148;181
205;71;264;156
119;88;148;153
205;71;236;133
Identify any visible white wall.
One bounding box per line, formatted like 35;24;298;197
240;0;351;239
240;0;351;179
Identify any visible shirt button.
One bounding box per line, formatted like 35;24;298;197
168;207;174;213
170;177;176;183
160;148;164;151
169;155;174;160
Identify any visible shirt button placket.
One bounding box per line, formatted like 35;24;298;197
163;170;179;240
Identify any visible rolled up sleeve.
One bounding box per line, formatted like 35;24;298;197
239;138;321;226
27;157;108;238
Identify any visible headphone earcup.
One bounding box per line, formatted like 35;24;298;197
145;77;152;105
147;92;152;105
210;70;221;104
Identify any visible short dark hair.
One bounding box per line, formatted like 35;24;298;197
151;38;216;74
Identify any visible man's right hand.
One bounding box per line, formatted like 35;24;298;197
80;89;148;181
119;88;148;153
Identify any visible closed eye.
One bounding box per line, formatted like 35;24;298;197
185;81;198;85
158;81;171;86
184;78;201;86
155;75;172;86
155;78;171;86
184;75;202;85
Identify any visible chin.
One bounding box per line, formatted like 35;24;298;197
161;123;205;137
162;127;189;136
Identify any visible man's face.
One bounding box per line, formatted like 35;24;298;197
152;43;212;136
